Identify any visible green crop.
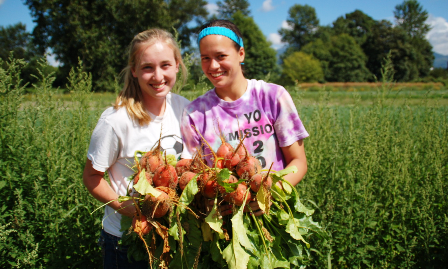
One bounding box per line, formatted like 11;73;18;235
0;55;447;268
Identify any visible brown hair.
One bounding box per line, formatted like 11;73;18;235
114;28;187;126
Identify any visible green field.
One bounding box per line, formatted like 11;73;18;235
1;60;447;268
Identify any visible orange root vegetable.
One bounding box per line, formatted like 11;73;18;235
175;159;192;177
132;215;152;235
142;187;175;219
214;158;225;169
140;130;164;173
145;154;163;173
133;170;153;185
250;173;272;193
153;164;178;189
235;143;246;159
263;175;272;190
216;142;234;159
179;171;197;191
236;155;262;180
226;183;251;206
202;179;219;199
223;150;241;170
215;120;234;158
222;133;248;169
249;173;262;193
218;175;238;196
197;171;214;188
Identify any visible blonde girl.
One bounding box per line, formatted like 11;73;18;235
83;28;190;268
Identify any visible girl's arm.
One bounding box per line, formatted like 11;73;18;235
280;139;307;186
246;139;307;216
82;159;136;218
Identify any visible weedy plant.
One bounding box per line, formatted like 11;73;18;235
291;53;448;268
0;52;447;268
0;56;102;268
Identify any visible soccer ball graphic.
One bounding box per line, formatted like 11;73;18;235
160;134;183;160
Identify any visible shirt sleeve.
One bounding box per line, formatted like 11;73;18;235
180;108;201;160
273;86;309;147
87;117;120;173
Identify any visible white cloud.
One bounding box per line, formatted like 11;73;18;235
268;33;285;50
261;0;274;12
0;0;5;6
206;3;218;16
281;20;293;30
426;14;448;56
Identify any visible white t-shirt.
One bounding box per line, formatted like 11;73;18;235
87;92;190;237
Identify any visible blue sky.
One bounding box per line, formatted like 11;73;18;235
1;0;448;61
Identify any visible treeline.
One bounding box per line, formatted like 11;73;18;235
278;1;437;84
1;0;447;91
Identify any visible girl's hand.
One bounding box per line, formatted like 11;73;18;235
219;203;233;216
245;198;265;217
206;199;233;216
117;199;137;218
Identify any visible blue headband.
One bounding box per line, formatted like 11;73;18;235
197;26;244;48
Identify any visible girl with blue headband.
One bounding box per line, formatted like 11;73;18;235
180;20;309;217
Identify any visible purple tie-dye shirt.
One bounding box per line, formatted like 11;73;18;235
180;79;309;172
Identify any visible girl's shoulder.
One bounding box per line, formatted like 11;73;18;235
168;92;191;106
167;92;191;116
184;89;218;113
248;79;287;93
97;105;134;130
99;106;126;121
247;79;289;101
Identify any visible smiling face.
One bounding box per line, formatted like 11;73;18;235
132;41;179;103
199;35;245;96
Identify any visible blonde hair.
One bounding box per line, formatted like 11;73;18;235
114;28;187;126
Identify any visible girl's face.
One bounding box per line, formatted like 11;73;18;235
199;34;245;91
132;41;179;101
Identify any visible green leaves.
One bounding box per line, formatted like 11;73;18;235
256;184;268;212
165;154;177;166
133;170;161;197
176;173;199;215
120;215;132;232
223;191;252;269
205;201;225;239
217;168;243;193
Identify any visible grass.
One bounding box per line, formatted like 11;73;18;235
1;58;447;268
23;86;448;111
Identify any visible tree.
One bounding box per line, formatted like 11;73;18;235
394;0;430;38
25;0;208;91
281;51;323;85
231;11;277;80
326;34;371;82
0;23;55;87
332;10;376;45
279;4;319;50
217;0;250;19
363;20;416;81
429;67;448;80
393;0;433;79
301;39;331;80
0;23;32;61
302;34;371;82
